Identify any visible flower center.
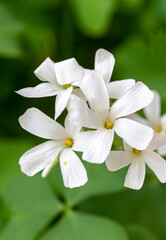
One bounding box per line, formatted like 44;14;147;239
154;125;162;133
64;83;71;89
65;138;74;148
132;148;141;156
104;120;114;130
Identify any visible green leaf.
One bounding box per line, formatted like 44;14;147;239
0;139;35;195
114;33;166;100
154;0;166;19
0;199;11;232
23;25;56;59
0;37;22;58
120;0;143;10
0;4;23;58
8;0;60;10
79;183;166;239
41;211;129;240
139;0;166;33
69;0;116;37
47;156;126;205
3;175;62;213
0;175;63;240
126;225;158;240
0;4;22;35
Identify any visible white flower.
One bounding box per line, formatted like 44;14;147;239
18;108;92;188
129;91;166;155
68;71;154;164
16;57;85;120
16;49;134;121
94;49;135;98
106;134;166;190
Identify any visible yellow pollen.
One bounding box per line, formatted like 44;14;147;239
65;138;74;148
66;139;71;145
154;125;162;133
104;120;114;130
63;161;67;165
64;83;71;89
133;148;141;156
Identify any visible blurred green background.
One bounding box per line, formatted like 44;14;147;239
1;0;166;239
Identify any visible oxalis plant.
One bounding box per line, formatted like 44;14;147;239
16;48;166;190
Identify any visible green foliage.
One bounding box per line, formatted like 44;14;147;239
47;158;126;205
1;141;166;239
78;181;166;239
114;33;166;100
119;0;143;10
0;139;34;194
126;225;158;240
16;0;60;8
0;141;128;239
69;0;116;37
0;4;23;58
41;211;128;240
1;175;62;240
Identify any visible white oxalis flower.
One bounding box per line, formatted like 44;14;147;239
16;57;85;120
94;48;135;98
106;134;166;190
129;91;166;155
68;71;154;164
16;49;134;121
18;108;92;188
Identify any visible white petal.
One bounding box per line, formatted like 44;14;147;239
19;108;67;140
19;140;64;176
148;133;166;150
71;69;92;87
54;58;84;85
82;129;114;164
60;149;88;188
16;83;61;98
71;68;92;87
65;114;81;138
110;82;154;119
158;145;166;156
127;113;148;126
72;88;87;101
114;118;153;150
95;48;115;84
123;141;132;151
34;57;57;83
144;90;161;124
80;71;109;121
73;131;95;152
107;79;135;99
124;158;145;190
161;113;166;131
67;95;103;129
106;151;132;171
54;86;73;120
144;151;166;183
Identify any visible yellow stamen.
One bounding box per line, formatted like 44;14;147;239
63;161;67;165
154;125;162;133
133;148;141;156
64;83;71;89
104;120;114;130
65;138;74;148
66;139;71;145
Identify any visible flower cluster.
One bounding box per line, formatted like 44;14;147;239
17;49;166;190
